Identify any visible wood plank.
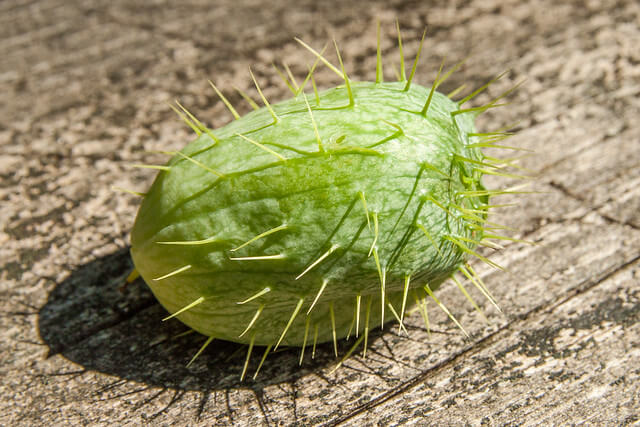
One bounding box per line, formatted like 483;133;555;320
1;0;639;425
340;257;640;426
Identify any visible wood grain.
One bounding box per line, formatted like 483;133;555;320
1;0;638;425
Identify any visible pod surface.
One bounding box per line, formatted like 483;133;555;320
130;81;485;346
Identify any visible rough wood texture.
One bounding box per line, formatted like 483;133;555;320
1;0;639;425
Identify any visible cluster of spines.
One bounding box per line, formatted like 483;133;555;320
120;22;531;380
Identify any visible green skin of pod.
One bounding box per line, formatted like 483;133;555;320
131;81;486;347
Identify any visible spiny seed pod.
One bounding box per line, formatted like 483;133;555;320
124;26;524;380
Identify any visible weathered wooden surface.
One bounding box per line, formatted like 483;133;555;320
1;0;639;425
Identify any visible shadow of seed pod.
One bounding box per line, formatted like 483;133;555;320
122;24;526;381
38;248;345;390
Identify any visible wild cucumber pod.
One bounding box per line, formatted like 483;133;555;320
126;28;522;379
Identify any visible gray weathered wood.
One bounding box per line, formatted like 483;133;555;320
1;0;638;425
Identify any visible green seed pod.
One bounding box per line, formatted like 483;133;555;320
127;29;521;378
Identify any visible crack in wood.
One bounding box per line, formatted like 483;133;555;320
329;254;640;425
